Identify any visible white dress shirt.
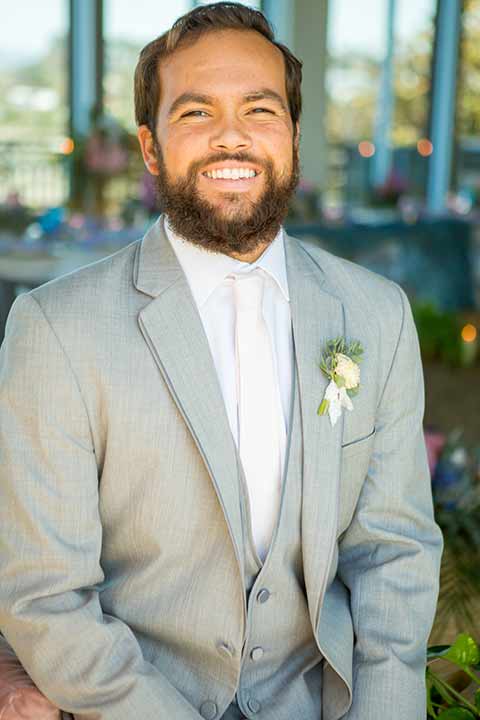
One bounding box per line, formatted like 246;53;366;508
164;216;294;536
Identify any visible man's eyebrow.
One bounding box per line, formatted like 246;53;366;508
243;90;289;112
168;93;215;118
168;89;289;118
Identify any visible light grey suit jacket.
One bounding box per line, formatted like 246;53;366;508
0;216;443;719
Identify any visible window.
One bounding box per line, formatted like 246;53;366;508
456;0;480;209
103;0;192;132
325;0;436;207
0;0;68;206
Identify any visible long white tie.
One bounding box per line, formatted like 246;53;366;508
231;269;286;563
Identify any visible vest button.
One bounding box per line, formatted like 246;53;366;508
256;588;270;603
247;697;261;713
250;646;264;661
200;700;218;719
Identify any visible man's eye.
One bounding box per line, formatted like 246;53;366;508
250;107;274;114
182;110;209;117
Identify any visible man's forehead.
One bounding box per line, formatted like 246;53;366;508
157;31;288;116
159;29;287;91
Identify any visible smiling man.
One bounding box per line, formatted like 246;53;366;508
0;3;443;720
136;13;300;263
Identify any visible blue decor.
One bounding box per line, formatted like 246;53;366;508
285;218;474;310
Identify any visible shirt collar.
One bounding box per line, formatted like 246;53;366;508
164;215;290;309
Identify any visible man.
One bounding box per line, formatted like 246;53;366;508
0;3;443;719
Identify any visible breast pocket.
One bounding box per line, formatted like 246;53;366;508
338;427;376;536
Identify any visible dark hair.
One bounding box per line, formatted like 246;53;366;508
134;2;302;135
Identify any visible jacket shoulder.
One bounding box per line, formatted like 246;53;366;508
295;236;407;324
28;238;142;314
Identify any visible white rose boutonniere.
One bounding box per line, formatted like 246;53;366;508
317;338;364;427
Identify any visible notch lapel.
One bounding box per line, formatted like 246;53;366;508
284;232;345;633
134;217;245;587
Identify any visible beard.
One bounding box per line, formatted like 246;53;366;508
151;140;300;256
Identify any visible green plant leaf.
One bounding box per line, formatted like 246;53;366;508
436;708;476;719
475;688;480;710
444;634;480;668
429;674;457;705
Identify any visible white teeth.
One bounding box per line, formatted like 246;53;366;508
204;168;257;179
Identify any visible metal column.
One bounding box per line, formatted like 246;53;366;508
426;0;462;214
69;0;103;139
371;0;396;188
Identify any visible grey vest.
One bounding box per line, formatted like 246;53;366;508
222;337;324;720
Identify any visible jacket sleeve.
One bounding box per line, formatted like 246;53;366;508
0;293;202;720
337;284;444;720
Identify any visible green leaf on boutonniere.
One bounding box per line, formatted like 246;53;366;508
318;398;330;415
347;386;359;398
348;340;364;358
334;374;346;388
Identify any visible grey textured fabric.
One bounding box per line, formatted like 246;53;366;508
0;215;443;720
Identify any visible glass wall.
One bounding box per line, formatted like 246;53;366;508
103;0;192;132
457;0;480;211
324;0;436;209
0;0;68;206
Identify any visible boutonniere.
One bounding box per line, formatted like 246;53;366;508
317;337;364;427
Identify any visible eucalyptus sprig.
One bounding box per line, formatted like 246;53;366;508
319;338;363;391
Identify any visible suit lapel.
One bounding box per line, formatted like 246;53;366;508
134;217;245;585
284;232;345;632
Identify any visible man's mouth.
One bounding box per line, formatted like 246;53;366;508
201;164;262;192
202;167;260;180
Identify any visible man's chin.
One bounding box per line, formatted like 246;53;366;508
201;190;256;209
200;197;257;223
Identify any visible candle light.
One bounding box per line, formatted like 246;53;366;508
460;323;478;367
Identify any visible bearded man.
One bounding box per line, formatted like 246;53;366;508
0;3;443;720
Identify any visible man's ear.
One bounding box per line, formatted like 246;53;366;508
137;125;160;176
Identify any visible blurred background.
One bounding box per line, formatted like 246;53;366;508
0;0;479;650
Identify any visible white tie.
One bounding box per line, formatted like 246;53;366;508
231;269;286;563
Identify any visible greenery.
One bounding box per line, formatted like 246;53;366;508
458;0;480;138
430;428;480;639
412;303;472;368
427;634;480;718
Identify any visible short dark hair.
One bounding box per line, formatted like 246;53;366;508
134;2;303;135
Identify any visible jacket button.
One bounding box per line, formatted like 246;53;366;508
247;697;261;713
250;646;264;661
200;700;218;719
256;588;270;603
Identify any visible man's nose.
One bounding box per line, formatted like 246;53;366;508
209;117;252;152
